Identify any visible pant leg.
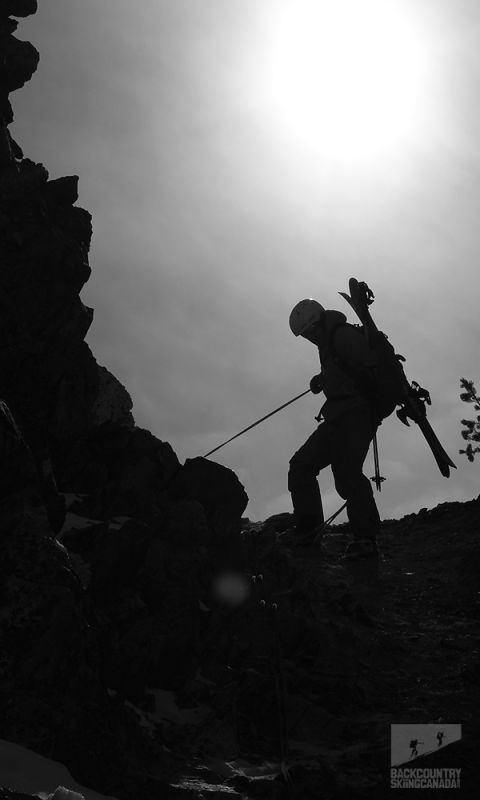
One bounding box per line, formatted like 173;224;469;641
288;422;334;530
330;406;380;539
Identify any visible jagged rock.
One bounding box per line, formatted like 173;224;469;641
1;1;38;17
0;155;48;190
0;498;88;690
0;35;39;93
0;6;256;798
0;495;163;798
0;99;13;126
59;425;180;519
0;153;96;452
48;343;99;440
9;134;22;159
173;457;248;542
0;16;18;33
101;428;180;520
42;175;79;206
91;365;134;428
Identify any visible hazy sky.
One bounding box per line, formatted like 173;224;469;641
12;0;480;521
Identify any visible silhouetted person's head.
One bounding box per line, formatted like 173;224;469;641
289;299;325;344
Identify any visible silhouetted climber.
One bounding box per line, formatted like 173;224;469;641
436;730;445;747
286;299;380;558
409;739;423;759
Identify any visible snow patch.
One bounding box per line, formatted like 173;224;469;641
49;788;86;800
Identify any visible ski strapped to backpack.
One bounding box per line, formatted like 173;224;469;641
339;278;456;479
327;320;406;423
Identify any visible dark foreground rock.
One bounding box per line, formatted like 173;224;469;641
139;498;480;799
3;493;471;800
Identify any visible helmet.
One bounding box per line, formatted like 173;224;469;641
289;299;325;336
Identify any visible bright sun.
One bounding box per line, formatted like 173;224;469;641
262;0;431;163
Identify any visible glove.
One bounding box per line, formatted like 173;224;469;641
309;373;324;394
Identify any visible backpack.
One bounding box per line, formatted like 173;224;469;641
329;323;406;422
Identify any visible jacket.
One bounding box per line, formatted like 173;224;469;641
316;310;378;422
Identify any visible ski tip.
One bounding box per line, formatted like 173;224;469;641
339;291;356;312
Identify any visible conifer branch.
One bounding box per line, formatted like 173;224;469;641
459;378;480;460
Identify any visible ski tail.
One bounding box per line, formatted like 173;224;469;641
339;278;457;479
417;418;456;477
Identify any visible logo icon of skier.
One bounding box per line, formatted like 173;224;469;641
391;724;461;767
409;739;424;759
437;730;446;747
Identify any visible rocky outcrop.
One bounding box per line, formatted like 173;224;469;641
0;493;154;799
2;1;38;18
91;366;134;428
0;1;38;137
0;3;250;797
0;156;98;447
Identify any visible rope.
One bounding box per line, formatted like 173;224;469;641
311;500;347;543
203;389;311;458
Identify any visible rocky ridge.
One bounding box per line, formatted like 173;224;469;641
0;3;479;800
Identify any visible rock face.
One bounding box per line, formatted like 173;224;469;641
0;4;251;798
1;498;149;797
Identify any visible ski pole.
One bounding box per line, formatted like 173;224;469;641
203;389;311;458
311;500;347;543
371;433;385;491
